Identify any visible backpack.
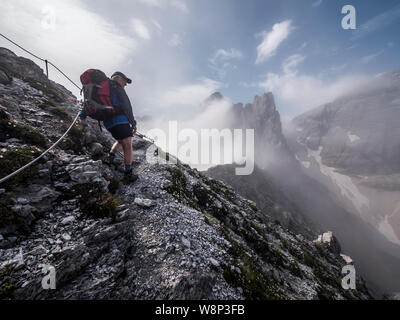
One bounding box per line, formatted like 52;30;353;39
80;69;120;121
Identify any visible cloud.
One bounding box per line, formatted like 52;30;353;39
258;54;370;117
0;0;135;97
282;54;305;73
209;48;243;64
352;4;400;40
312;0;322;8
208;48;242;80
152;19;162;32
136;0;188;12
131;18;151;40
255;20;293;64
161;78;222;108
168;33;182;47
360;50;384;64
170;0;188;13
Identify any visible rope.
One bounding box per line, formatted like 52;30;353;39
0;33;83;185
0;33;175;184
0;113;80;185
0;32;81;90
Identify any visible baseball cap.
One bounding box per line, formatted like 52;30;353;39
111;71;132;84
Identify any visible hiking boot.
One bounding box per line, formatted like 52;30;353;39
123;172;139;184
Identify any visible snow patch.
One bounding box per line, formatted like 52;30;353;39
295;154;311;169
314;231;333;244
301;161;311;168
378;215;400;245
347;132;360;143
307;147;370;214
340;254;353;264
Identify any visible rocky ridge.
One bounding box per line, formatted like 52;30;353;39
0;47;371;299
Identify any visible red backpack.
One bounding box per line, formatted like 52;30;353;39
80;69;119;121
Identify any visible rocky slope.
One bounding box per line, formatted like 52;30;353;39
0;47;372;300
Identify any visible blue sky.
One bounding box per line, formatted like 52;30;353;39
0;0;399;119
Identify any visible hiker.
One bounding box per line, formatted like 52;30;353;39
79;71;138;183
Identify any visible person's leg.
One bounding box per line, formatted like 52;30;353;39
110;141;123;154
120;136;133;168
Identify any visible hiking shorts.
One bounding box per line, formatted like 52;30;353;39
108;124;132;141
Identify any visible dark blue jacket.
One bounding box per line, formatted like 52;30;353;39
80;80;136;130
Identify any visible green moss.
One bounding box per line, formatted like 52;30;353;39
49;106;71;121
107;177;120;194
0;266;16;299
38;99;58;109
0;120;47;148
164;166;200;210
62;182;123;221
0;283;15;299
192;184;209;207
23;77;64;102
289;260;302;278
61;123;84;153
221;228;285;300
0;146;41;188
316;281;335;300
302;249;318;268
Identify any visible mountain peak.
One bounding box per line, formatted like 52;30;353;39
207;91;224;102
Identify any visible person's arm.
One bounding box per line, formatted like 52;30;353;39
79;108;87;119
115;86;136;127
78;107;88;126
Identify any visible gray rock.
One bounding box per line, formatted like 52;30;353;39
17;197;29;205
62;233;71;241
181;237;191;248
0;69;11;85
209;258;220;268
90;143;104;156
6;138;22;144
134;197;154;208
61;216;76;225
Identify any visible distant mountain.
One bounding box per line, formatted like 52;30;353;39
205;87;400;297
289;71;400;245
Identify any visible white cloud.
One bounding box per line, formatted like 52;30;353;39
152;19;162;32
162;78;222;108
131;18;151;40
136;0;188;12
282;54;305;73
170;0;188;13
210;48;243;64
0;0;135;97
168;33;182;47
360;50;384;64
259;54;370;116
256;20;293;64
312;0;322;8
